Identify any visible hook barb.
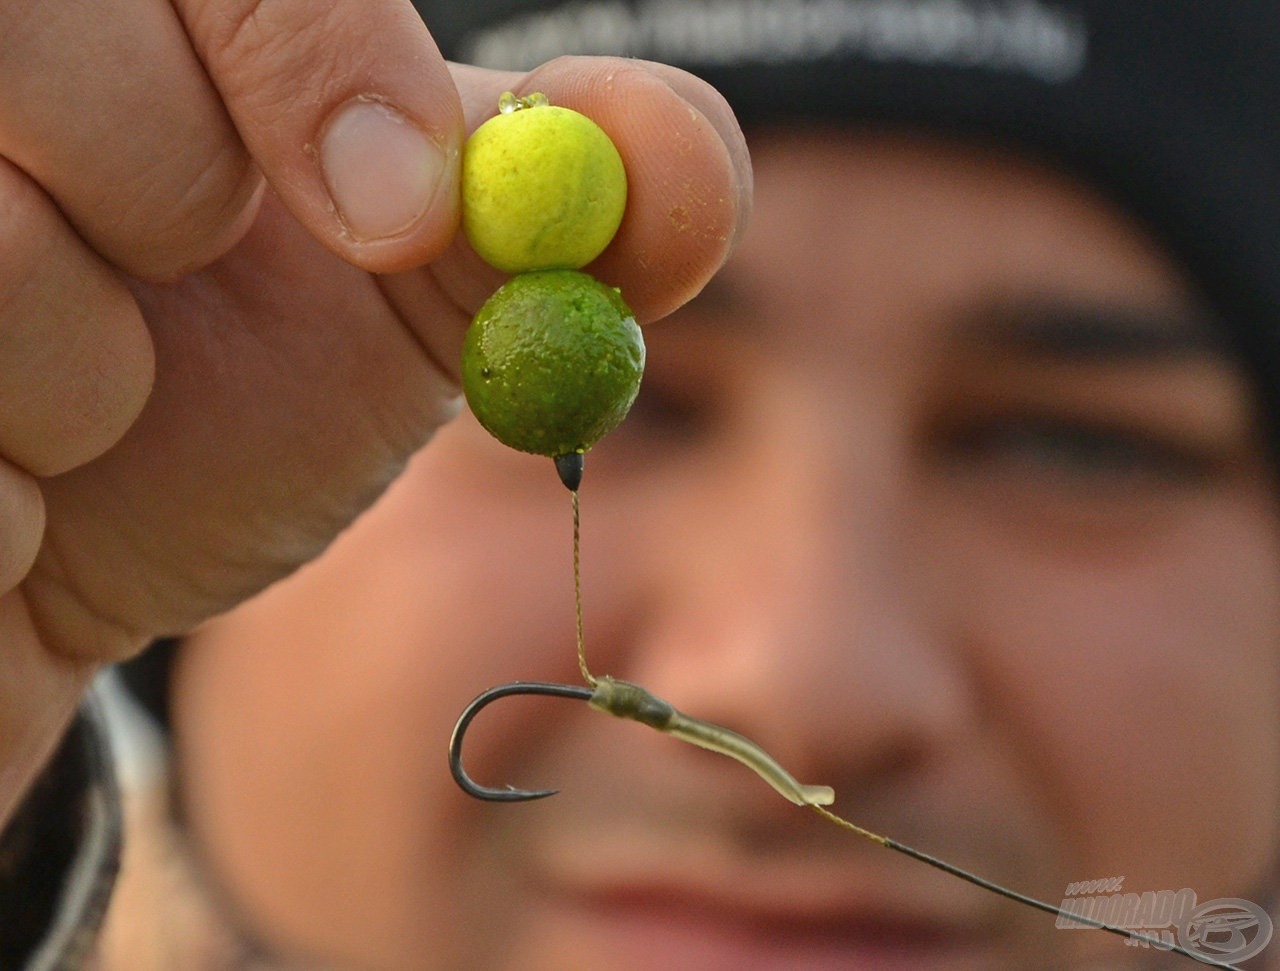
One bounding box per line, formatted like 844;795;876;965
449;680;594;801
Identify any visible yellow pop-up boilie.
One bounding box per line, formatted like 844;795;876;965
462;92;628;274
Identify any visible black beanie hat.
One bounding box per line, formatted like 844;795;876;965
422;0;1280;437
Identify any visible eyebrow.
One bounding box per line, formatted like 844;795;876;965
970;301;1231;363
688;276;1236;372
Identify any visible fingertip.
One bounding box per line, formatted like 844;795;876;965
634;58;754;255
518;57;750;321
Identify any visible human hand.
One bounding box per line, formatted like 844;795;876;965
0;0;749;822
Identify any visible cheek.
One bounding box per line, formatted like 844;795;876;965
956;499;1280;896
174;417;588;964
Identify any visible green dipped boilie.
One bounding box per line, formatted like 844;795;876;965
461;269;645;463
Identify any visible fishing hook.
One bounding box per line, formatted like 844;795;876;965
449;681;594;801
448;675;835;806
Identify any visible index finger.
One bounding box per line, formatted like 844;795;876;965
528;56;753;321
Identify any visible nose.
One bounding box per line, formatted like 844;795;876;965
618;373;973;799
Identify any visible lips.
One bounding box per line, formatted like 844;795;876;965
514;824;1006;971
544;884;991;971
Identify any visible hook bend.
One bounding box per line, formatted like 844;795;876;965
449;680;594;801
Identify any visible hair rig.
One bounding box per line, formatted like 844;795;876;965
448;673;1251;971
449;675;834;805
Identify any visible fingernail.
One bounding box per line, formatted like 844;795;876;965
320;99;444;241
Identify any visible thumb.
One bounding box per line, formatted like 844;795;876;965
175;0;464;273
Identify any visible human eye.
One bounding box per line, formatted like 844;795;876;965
937;411;1219;491
922;379;1270;547
924;298;1265;520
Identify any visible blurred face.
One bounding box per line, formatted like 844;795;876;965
173;129;1280;970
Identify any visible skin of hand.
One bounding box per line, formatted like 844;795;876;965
0;0;750;829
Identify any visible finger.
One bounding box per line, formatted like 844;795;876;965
175;0;465;273
631;58;755;255
0;158;155;476
537;57;751;320
0;0;264;280
433;57;752;324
